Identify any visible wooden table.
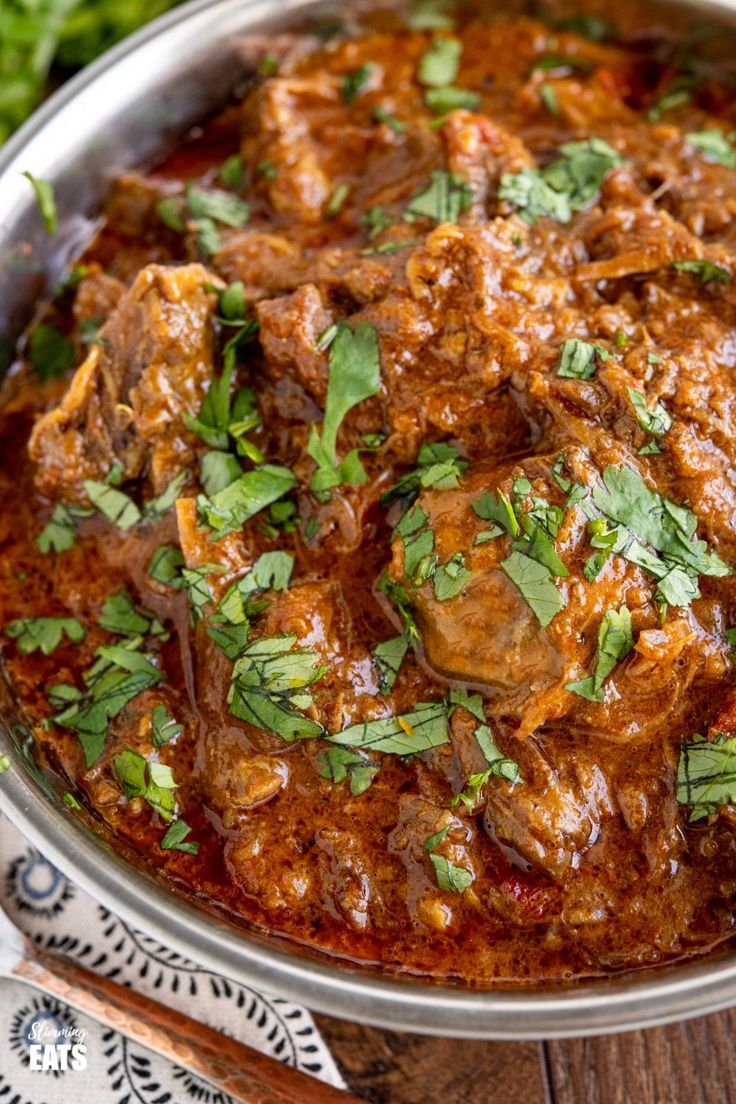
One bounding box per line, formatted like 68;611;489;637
317;1009;736;1103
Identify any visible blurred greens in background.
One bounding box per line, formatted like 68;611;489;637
0;0;183;144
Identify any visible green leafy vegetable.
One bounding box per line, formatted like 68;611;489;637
228;634;327;741
404;171;472;224
307;321;381;492
557;338;611;380
418;36;461;87
160;818;200;853
556;14;614;40
325;183;350;218
423;826;472;893
377;574;420;640
361;205;394;239
501;549;565;627
677;734;736;821
23;171;57;234
198;464;297;536
98;588;167;639
566;606;634;702
37;501;92;554
647;75;698;122
315;746;379;795
143;471;187;518
451;724;521;811
372;634;410;693
407;0;456;30
425;86;479;114
381;441;468;507
540;83;559;117
686;129;736;168
151;704;184;747
373;106;406;132
114;748;177;821
29;324;74;379
432;552;471;601
147;545;185;585
342;63;372;103
499;138;623;224
671;259;730;285
186;184;250;228
328;701;448;754
6;616;85;655
219;154;244;189
627;387;672;437
84;477;141;531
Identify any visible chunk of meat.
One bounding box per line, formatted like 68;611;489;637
315;829;378;931
29;264;220;501
484;739;613;879
256;283;331;404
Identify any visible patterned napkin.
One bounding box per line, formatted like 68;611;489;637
0;812;345;1101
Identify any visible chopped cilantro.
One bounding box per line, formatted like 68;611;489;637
432;552;471;601
377;574;420;640
557;338;611;380
451;724;521;811
219;154;244;189
155;197;186;233
373;105;406;132
539;83;559;117
186;184;250;228
408;0;456;30
627;387;672;437
418;36;461;87
200;450;242;496
686;129;736;168
37;502;92;554
647;75;698;122
361;205;394;239
114;748;177;822
29;324;74;380
315;746;379;795
556;14;614;40
501;549;565;627
160;818;200;854
144;471;187;518
381;441;468;507
342;63;372;103
671;259;730;285
425;86;479;114
566;606;633;702
423;826;472;893
228;634;327;741
23;171;57;235
6;617;85;655
198;464;297;536
677;734;736;821
84;477;141;531
499;138;623;224
372;634;409;693
325;183;350;218
328;701;449;754
404;171;471;224
151;704;184;747
147;545;185;585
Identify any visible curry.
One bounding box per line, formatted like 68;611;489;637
2;0;736;986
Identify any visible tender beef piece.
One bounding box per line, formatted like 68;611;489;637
72;267;126;331
315;829;379;932
441;110;534;220
29;263;220;501
256;283;331;405
483;739;613;880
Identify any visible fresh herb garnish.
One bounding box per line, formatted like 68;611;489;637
686;129;736;168
677;734;736;821
160;818;200;854
186;184;250;229
23;171;57;235
325;183;350;218
114;748;177;821
315;746;379;795
228;634;327;741
671;259;730;285
381;441;468;507
557;338;611;380
219;154;244;189
501;550;566;627
151;704;184;747
424;826;472;893
29;324;74;380
6;616;85;655
143;471;187;518
540;83;559;117
372;634;410;693
377;574;420;640
404;171;472;224
147;545;185;586
418;36;461;87
198;464;297;536
627;387;672;437
37;502;92;554
432;552;471;601
425;86;479;114
328;700;448;754
451;724;521;811
499;138;623;224
84;471;141;531
566;606;633;702
361;205;394;239
556;14;614;40
647;75;698;122
98;588;167;639
307;321;381;492
373;106;406;133
407;0;456;30
342;63;372;103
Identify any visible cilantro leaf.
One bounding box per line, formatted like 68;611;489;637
373;106;406;133
671;259;730;285
151;704;184;747
186;184;250;228
147;545;185;585
114;748;177;822
160;818;200;854
501;549;565;627
23;171;57;235
198;464;297;536
418;36;461;87
328;701;448;754
228;635;327;740
425;87;479;114
686;129;736;168
29;324;74;380
381;441;468;506
315;746;379;795
557;338;611;379
84;478;141;531
405;171;471;224
408;0;456;30
677;734;736;821
6;617;85;655
200;449;242;496
432;552;470;601
423;827;473;893
627;387;672;437
566;605;633;702
500;138;623;224
98;589;167;639
37;503;87;554
372;634;409;693
144;471;187;518
377;574;420;640
342;63;372;103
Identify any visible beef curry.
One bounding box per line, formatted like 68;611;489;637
2;0;736;985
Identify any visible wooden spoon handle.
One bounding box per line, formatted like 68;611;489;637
15;946;360;1104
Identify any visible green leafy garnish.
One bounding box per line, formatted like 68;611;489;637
425;86;479;114
23;171;57;235
228;634;327;741
361;205;394;239
372;634;409;694
29;324;74;380
143;471;187;518
500;550;565;627
418;36;461;87
566;606;633;702
377;574;420;640
686;129;736;168
98;588;167;639
307;321;381;492
328;701;448;754
408;0;455;30
84;477;141;531
37;501;92;554
151;704;184;747
540;83;559;117
677;734;736;821
671;259;730;285
200;450;242;496
647;75;698;122
147;545;185;585
499;138;623;224
423;826;472;893
219;154;244;189
342;64;372;103
198;464;296;536
315;746;379;795
114;748;177;822
160;818;200;854
557;338;611;380
556;14;614;40
627;387;672;437
186;184;250;228
381;441;468;507
432;552;470;601
373;106;406;133
404;171;472;224
325;183;350;218
6;616;85;655
451;724;521;811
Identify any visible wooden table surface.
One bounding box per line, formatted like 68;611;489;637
316;1008;736;1103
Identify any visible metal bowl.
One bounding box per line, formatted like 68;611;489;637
2;0;736;1039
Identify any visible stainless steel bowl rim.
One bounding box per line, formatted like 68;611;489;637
2;0;736;1039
